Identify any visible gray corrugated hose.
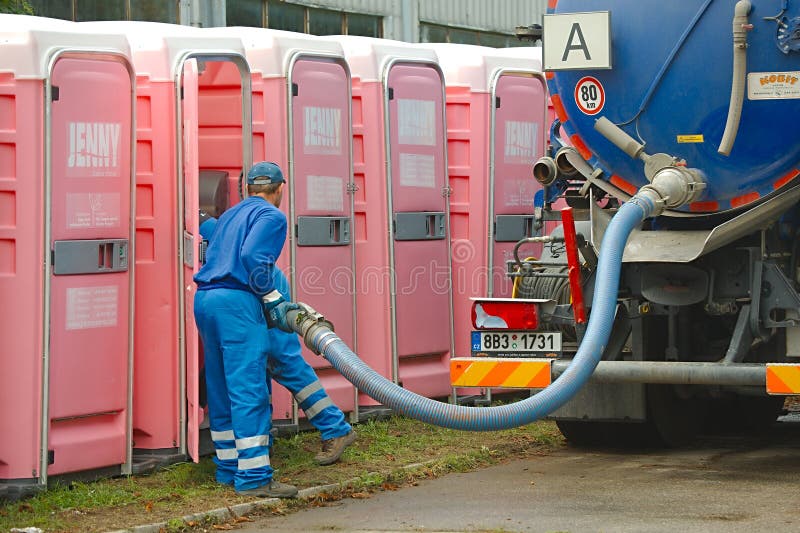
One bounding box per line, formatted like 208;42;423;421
718;0;752;156
284;197;657;431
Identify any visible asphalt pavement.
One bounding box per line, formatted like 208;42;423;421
237;420;800;533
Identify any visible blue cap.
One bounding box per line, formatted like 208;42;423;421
246;161;285;185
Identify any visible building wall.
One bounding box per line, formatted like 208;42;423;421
28;0;547;43
419;0;546;33
276;0;546;41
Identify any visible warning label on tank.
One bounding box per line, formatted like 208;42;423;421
66;285;118;330
747;72;800;100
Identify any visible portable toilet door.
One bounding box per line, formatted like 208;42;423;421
487;48;548;299
47;49;135;480
2;18;134;492
288;49;357;419
179;51;252;462
386;57;454;397
233;28;358;428
180;57;204;464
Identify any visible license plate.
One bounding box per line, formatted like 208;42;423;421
471;330;562;356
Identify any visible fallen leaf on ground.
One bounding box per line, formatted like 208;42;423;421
350;492;371;499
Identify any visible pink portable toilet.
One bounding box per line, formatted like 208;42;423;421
0;15;135;498
331;36;454;407
81;21;253;467
226;28;357;428
430;44;547;361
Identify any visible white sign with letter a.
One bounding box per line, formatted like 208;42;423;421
543;11;612;71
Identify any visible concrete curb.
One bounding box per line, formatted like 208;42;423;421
105;461;436;533
104;481;349;533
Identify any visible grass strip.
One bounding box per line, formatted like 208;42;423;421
1;417;563;532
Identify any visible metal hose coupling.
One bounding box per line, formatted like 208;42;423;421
287;302;336;355
533;156;558;185
635;165;706;217
554;146;583;177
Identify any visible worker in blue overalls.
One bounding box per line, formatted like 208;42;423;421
195;162;355;498
199;218;356;466
194;161;299;498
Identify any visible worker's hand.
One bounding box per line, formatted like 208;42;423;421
262;290;300;333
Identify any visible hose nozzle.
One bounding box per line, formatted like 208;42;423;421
555;146;582;177
533;156;558;185
287;302;336;355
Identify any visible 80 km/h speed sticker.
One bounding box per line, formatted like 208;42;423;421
574;76;605;115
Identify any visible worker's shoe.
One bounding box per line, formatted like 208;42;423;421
315;430;357;466
235;480;298;499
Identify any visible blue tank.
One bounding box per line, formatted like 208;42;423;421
547;0;800;214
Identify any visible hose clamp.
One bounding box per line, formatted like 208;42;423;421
305;330;338;356
317;331;340;355
629;189;663;217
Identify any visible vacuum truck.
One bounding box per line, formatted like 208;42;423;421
465;0;800;446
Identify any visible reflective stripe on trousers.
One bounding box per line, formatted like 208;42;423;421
195;288;274;491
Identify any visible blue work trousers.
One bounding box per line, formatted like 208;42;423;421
194;288;272;491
